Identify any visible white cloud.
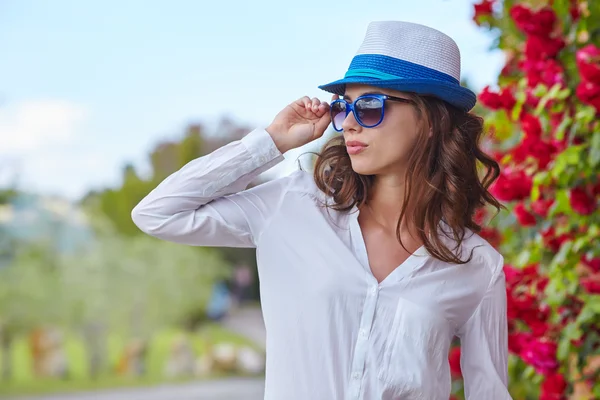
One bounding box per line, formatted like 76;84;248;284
0;99;89;153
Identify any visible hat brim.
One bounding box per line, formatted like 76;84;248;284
318;77;477;112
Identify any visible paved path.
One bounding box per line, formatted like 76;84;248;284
221;306;266;350
6;378;265;400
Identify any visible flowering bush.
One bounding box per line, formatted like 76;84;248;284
449;1;600;399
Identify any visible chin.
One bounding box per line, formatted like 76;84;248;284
349;157;381;175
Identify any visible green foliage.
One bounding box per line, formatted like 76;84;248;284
472;0;600;398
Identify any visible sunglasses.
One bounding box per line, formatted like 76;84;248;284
330;93;414;132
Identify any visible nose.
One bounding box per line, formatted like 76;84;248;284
341;108;361;132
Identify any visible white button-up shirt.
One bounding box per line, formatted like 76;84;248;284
132;128;512;400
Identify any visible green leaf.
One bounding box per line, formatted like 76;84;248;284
551;240;574;267
564;145;585;164
575;302;599;325
535;83;562;115
554;116;572;141
574;237;589;252
533;171;549;185
549;189;570;217
533;84;548;97
512;90;526;121
531;185;540;201
556;88;571;100
589;224;600;238
576;106;596;125
516;250;532;267
586;296;600;314
557;337;572;361
589;130;600;167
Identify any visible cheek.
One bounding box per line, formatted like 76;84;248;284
372;125;420;163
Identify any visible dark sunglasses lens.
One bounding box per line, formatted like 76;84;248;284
355;97;384;127
331;101;347;131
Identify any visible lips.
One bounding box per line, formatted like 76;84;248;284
345;140;368;155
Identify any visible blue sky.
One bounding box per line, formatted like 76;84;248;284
0;0;504;200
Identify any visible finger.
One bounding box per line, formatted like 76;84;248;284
314;109;332;136
310;97;321;112
316;102;329;117
295;96;311;109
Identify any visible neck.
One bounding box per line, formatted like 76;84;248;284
365;173;414;232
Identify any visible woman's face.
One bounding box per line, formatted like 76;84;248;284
340;84;424;176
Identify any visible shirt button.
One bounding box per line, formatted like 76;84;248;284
360;329;368;338
352;372;361;379
370;286;377;294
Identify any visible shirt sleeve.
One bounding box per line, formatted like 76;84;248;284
131;128;288;248
457;257;512;399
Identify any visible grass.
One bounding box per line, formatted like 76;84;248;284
0;322;262;398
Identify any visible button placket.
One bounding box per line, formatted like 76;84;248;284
346;281;380;400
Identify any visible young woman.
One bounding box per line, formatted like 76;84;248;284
132;21;511;400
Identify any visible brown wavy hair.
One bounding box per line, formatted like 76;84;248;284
313;94;504;264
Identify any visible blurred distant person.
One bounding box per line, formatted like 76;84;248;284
205;280;231;321
232;263;254;307
132;21;510;400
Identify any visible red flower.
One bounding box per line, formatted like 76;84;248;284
514;202;537;226
540;372;567;400
520;338;559;375
582;254;600;273
525;35;565;60
448;346;462;378
490;169;532;201
531;198;554;217
576;44;600;84
479;86;516;111
569;0;581;21
501;55;520;77
569;187;596;215
508;332;533;354
581;275;600;294
504;264;524;285
576;80;600;111
512;137;556;169
537;277;550;292
473;0;494;22
480;227;502;248
541;227;573;253
558;297;584;326
593;179;600;196
529;320;551;337
474;207;487;225
521;59;565;89
520;114;542;138
525;88;541;108
510;5;557;37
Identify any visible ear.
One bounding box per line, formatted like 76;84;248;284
428;127;433;138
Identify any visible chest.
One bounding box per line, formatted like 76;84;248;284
358;215;424;284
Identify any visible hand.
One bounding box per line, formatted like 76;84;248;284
266;95;338;153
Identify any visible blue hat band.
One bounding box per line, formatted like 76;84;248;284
344;54;459;84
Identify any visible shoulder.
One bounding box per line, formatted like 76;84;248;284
460;230;506;295
278;168;328;201
439;221;504;280
463;230;504;274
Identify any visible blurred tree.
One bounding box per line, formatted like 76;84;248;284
84;118;262;298
0;240;65;380
59;218;230;377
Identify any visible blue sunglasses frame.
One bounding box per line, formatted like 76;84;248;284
330;93;414;132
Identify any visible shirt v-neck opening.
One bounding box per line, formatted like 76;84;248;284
349;205;429;287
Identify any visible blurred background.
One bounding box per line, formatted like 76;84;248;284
1;0;598;399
